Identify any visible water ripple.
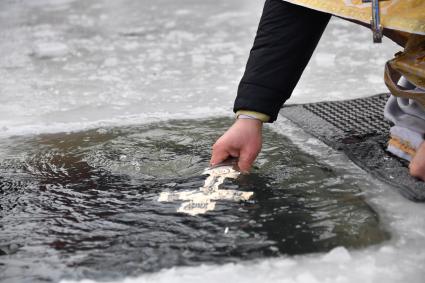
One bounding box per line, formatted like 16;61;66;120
0;118;389;282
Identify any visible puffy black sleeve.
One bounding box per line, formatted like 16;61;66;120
234;0;331;122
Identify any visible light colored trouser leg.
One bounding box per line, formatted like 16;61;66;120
384;77;425;161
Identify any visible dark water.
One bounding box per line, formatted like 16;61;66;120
0;118;389;282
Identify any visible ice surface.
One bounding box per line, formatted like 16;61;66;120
1;0;424;282
32;42;69;58
0;0;399;138
321;246;351;263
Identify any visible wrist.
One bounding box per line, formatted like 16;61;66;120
235;110;270;123
234;116;263;129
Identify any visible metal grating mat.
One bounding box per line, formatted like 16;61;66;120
304;94;390;136
281;93;425;201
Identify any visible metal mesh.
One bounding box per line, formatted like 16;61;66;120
304;93;390;135
281;94;425;201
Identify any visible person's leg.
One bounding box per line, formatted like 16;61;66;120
384;77;425;180
383;33;425;181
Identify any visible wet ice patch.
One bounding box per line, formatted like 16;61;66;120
32;25;62;38
67;14;95;27
121;41;139;51
218;54;234;64
206;11;251;26
314;53;336;68
367;74;384;84
191;54;206;66
103;57;118;67
22;0;75;7
165;30;197;42
32;42;69;58
0;43;31;68
175;9;192;16
322;246;351;263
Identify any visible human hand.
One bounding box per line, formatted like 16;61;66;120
410;141;425;181
210;118;263;173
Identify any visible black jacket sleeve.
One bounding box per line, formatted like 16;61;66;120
234;0;331;122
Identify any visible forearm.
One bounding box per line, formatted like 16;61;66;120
234;0;331;122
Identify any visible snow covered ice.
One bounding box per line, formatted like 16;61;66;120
0;0;424;282
0;0;399;137
32;42;69;58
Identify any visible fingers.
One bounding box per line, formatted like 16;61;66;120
238;148;258;173
409;142;425;181
210;147;230;166
210;118;262;172
210;141;238;166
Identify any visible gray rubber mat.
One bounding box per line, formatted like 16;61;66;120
281;93;425;201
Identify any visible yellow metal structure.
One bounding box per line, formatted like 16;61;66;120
284;0;425;35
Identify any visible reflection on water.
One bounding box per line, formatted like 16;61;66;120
0;118;389;282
